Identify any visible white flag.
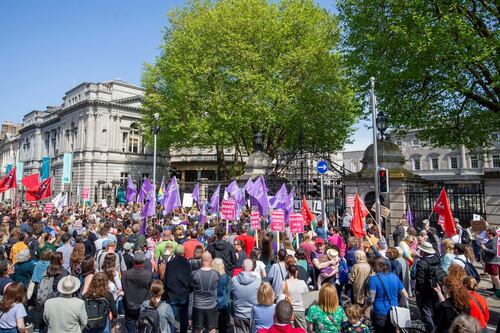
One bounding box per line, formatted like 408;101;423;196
52;192;68;212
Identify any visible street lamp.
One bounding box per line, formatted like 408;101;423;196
376;111;388;140
152;113;160;190
370;77;382;228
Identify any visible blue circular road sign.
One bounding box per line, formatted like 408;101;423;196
317;161;328;174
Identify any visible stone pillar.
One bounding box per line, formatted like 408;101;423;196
483;172;500;227
200;178;209;202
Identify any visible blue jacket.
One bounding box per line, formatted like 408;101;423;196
216;273;230;309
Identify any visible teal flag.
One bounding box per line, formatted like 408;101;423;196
62;153;72;184
5;164;11;175
16;162;23;185
41;157;50;180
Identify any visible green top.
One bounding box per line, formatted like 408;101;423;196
306;304;347;333
37;243;57;258
154;240;178;259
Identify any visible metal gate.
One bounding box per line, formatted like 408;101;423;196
405;183;485;228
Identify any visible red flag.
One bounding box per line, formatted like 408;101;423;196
26;177;52;202
0;167;16;193
433;188;456;237
301;196;315;226
351;193;368;238
21;173;39;189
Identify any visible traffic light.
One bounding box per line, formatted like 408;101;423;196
379;168;389;193
308;178;320;197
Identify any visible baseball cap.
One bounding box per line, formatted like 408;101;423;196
315;238;325;245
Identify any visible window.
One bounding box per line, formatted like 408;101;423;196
412;157;421;170
493;154;500;168
122;132;128;152
411;139;420;147
470;155;479;169
120;172;128;186
450;156;459;169
431;157;439;170
493;133;500;141
128;123;139;153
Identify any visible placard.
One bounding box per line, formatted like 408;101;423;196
250;211;261;230
270;209;285;232
370;204;391;218
82;186;90;200
221;200;236;220
289;213;304;233
471;220;487;233
44;203;54;213
62;153;72;184
182;193;194;207
472;214;481;221
346;196;355;208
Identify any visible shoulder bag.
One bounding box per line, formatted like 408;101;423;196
375;274;411;329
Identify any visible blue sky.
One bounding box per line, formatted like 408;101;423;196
0;0;370;150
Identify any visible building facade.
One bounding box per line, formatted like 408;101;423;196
2;80;169;203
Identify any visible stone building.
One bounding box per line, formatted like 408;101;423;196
5;80;168;203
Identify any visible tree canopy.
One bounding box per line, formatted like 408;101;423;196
142;0;358;178
338;0;499;149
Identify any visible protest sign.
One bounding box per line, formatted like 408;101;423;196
182;193;194;207
471;220;487;233
221;199;236;221
44;203;54;213
346;196;354;208
250;211;261;230
82;186;90;200
289;213;304;233
270;209;285;232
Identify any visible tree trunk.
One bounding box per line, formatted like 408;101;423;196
215;144;227;180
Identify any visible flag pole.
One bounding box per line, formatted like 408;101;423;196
295;233;299;250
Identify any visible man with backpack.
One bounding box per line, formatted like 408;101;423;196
415;241;445;332
452;243;481;283
122;251;153;333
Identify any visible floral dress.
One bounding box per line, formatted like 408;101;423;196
306;304;347;333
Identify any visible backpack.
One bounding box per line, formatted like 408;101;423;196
423;258;446;288
461;230;471;245
455;257;481;283
137;307;159;333
36;274;55;304
85;298;110;330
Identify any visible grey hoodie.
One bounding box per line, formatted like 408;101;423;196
230;271;260;319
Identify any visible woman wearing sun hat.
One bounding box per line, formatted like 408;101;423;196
43;275;88;333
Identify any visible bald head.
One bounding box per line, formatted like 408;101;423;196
162;230;172;240
242;259;253;272
201;251;212;267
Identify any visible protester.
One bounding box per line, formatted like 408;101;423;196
306;283;346;333
231;259;260;333
212;258;232;333
57;233;74;271
480;228;500;292
258;300;306;333
43;275;88;333
83;272;117;333
349;250;371;307
433;276;472;333
462;276;489;332
279;261;308;329
268;249;288;298
341;304;371;333
449;315;482;333
441;238;456;273
251;282;276;333
121;250;153;333
165;245;191;333
208;226;236;276
236;224;255;257
0;283;29;333
140;280;175;333
11;249;34;289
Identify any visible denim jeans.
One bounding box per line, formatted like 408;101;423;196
416;291;437;332
0;328;18;333
169;297;189;333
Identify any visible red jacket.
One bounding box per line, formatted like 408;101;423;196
236;234;255;257
468;291;489;328
258;324;306;333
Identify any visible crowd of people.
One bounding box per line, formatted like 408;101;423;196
0;202;497;333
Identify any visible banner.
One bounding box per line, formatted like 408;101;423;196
5;164;11;175
82;186;90;201
15;162;23;185
221;199;236;221
41;157;50;180
497;229;500;257
62;153;72;184
250;211;261;230
289;213;304;233
270;209;285;232
346;196;355;208
117;188;126;204
182;193;194;207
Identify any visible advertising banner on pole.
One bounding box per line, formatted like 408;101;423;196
221;199;236;221
250;211;261;230
289;213;305;233
82;186;90;201
41;157;50;180
270;209;285;232
62;153;72;184
15;162;23;185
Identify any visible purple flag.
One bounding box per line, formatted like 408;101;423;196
270;183;288;209
224;181;246;208
406;205;414;228
140;179;155;235
192;183;200;208
247;176;269;216
244;178;254;193
210;184;220;214
126;176;136;203
163;176;181;215
199;201;207;224
284;188;294;214
138;178;153;203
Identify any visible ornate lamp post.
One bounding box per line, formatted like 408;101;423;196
376;111;388;140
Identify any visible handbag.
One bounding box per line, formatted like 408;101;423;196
26;279;35;301
374;274;411;328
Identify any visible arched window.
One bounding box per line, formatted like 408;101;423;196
427;154;440;170
410;154;422;171
128;123;139;153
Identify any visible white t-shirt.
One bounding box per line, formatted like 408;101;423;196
279;278;308;312
0;302;26;329
252;260;266;278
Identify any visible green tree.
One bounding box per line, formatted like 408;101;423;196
142;0;358;179
338;0;499;149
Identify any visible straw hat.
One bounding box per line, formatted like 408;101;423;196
327;248;339;260
417;241;435;255
57;276;81;295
